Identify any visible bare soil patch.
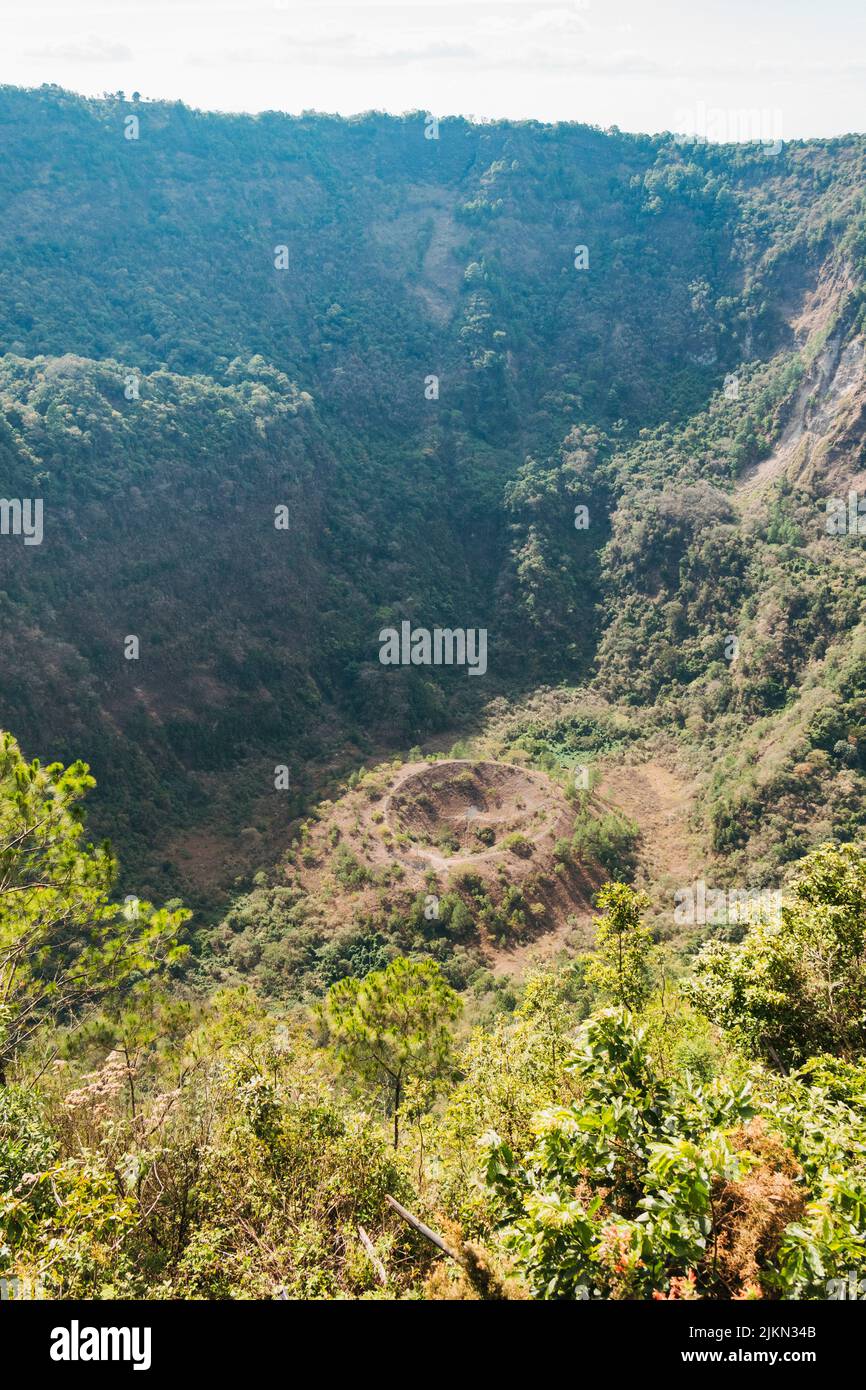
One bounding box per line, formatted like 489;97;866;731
596;757;700;938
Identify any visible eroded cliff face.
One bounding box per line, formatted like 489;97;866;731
737;305;865;503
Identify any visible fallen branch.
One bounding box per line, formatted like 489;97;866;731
385;1194;461;1263
358;1225;388;1286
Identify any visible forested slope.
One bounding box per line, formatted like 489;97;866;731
1;86;866;1306
0;85;864;906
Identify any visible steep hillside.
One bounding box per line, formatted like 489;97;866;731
0;85;865;922
2;87;866;1309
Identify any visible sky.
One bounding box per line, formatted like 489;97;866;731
0;0;864;138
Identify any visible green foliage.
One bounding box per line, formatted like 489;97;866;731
1;1159;138;1298
584;883;654;1010
687;843;866;1067
0;731;189;1076
318;956;461;1146
487;1008;864;1300
2;90;864;896
572;808;640;880
438;973;578;1231
176;1080;409;1299
486;1010;751;1298
332;846;372;889
1;988;424;1299
0;1085;56;1192
767;1058;866;1295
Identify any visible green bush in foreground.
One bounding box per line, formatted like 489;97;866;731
486;1009;866;1300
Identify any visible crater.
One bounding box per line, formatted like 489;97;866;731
386;759;553;856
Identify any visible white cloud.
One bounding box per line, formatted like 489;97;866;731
24;36;134;63
0;0;863;135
